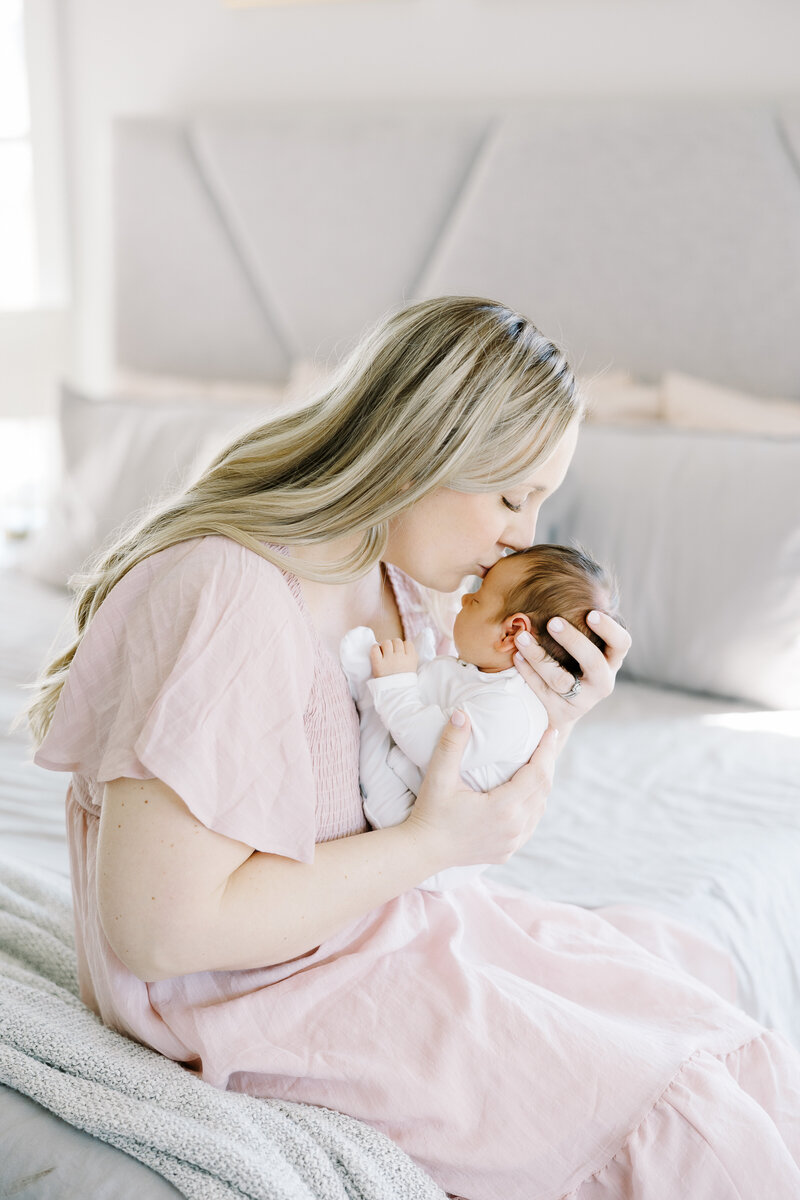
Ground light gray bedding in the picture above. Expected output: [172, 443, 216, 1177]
[0, 559, 184, 1196]
[0, 560, 73, 879]
[0, 857, 446, 1200]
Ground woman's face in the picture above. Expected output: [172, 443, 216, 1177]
[385, 417, 581, 592]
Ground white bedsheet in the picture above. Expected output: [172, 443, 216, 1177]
[2, 559, 799, 1047]
[490, 679, 800, 1045]
[0, 559, 74, 878]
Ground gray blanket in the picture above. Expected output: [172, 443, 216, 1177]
[0, 855, 446, 1200]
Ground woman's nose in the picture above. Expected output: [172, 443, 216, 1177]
[503, 515, 538, 552]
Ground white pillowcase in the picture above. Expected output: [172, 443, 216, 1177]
[539, 424, 800, 710]
[21, 362, 338, 590]
[578, 367, 800, 436]
[579, 370, 662, 425]
[111, 364, 330, 410]
[20, 384, 277, 589]
[661, 372, 800, 436]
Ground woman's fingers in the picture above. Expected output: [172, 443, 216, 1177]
[492, 727, 558, 805]
[531, 724, 560, 768]
[544, 619, 608, 682]
[513, 631, 576, 697]
[515, 612, 632, 699]
[543, 613, 631, 694]
[414, 714, 555, 866]
[511, 654, 558, 713]
[517, 726, 559, 798]
[423, 710, 472, 789]
[409, 711, 476, 849]
[512, 611, 634, 736]
[490, 727, 558, 839]
[583, 611, 632, 671]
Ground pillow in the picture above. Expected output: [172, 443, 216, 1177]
[110, 371, 288, 407]
[537, 425, 800, 709]
[20, 360, 341, 590]
[578, 370, 661, 425]
[112, 361, 335, 411]
[189, 361, 337, 473]
[20, 382, 279, 589]
[662, 372, 800, 436]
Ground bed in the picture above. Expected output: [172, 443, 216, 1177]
[2, 99, 799, 1198]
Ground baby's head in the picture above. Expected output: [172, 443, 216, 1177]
[452, 544, 623, 674]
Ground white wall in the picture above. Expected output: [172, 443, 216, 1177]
[47, 0, 800, 401]
[0, 311, 70, 415]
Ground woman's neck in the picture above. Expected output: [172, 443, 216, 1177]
[291, 538, 404, 654]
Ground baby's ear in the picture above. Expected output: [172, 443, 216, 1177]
[497, 612, 533, 651]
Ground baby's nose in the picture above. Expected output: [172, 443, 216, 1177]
[460, 593, 470, 608]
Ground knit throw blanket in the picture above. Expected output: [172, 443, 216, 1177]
[0, 855, 447, 1200]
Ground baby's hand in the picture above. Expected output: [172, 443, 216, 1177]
[370, 638, 419, 678]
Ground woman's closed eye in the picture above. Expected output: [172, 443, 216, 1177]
[502, 497, 523, 513]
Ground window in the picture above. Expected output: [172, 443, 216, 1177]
[0, 0, 37, 309]
[0, 0, 69, 312]
[0, 0, 67, 541]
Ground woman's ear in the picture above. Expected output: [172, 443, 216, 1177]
[496, 613, 532, 654]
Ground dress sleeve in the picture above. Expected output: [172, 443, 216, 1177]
[34, 536, 318, 862]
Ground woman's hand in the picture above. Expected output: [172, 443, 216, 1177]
[406, 712, 559, 870]
[512, 610, 632, 738]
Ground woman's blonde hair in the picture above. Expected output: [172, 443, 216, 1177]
[26, 295, 582, 746]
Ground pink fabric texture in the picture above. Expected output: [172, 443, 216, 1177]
[35, 536, 800, 1200]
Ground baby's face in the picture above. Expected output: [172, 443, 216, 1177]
[452, 556, 528, 672]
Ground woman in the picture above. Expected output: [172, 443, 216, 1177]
[28, 297, 800, 1199]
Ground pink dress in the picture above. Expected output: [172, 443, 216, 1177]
[35, 536, 800, 1200]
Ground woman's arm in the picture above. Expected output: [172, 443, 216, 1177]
[98, 776, 440, 981]
[97, 714, 558, 982]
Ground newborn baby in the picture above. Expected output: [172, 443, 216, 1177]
[340, 544, 623, 891]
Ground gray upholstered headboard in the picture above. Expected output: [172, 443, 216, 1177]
[114, 99, 800, 396]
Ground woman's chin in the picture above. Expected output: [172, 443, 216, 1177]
[389, 559, 474, 594]
[417, 568, 470, 593]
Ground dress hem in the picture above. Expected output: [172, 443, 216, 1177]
[560, 1028, 780, 1199]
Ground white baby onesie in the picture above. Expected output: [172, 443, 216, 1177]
[339, 625, 549, 891]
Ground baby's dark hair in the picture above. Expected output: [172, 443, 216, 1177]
[499, 544, 625, 677]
